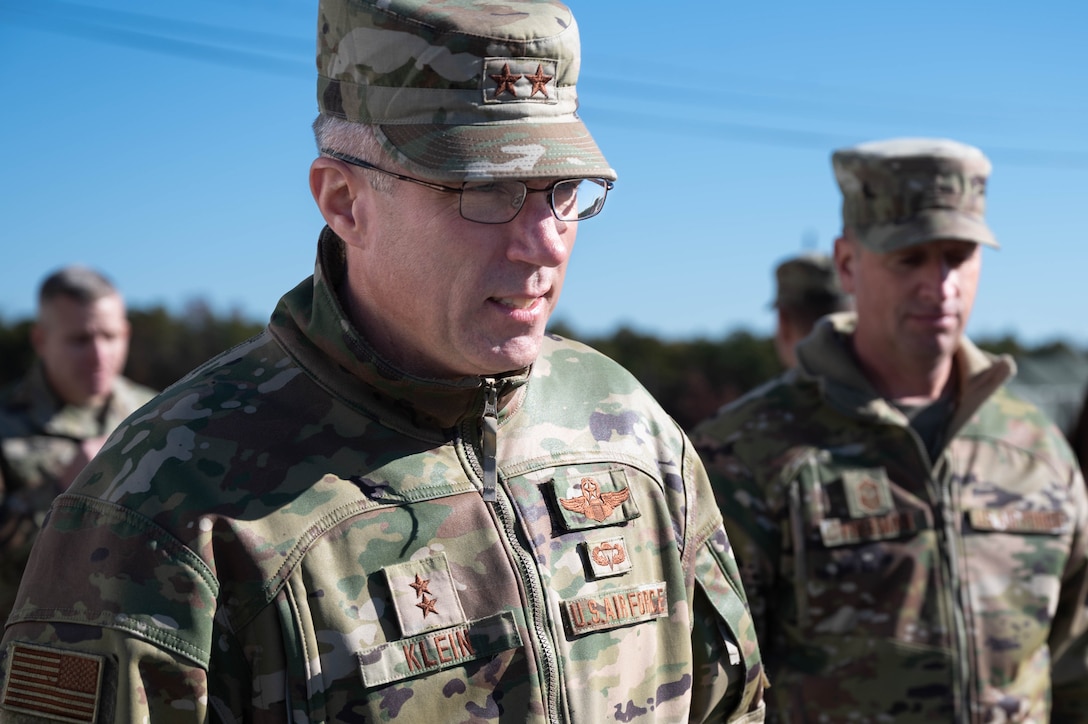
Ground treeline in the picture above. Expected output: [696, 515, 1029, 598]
[0, 303, 1077, 431]
[0, 301, 265, 396]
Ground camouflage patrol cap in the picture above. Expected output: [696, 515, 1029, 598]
[772, 253, 848, 310]
[832, 137, 998, 252]
[316, 0, 616, 182]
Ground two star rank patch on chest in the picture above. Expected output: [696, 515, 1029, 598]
[383, 553, 467, 638]
[359, 556, 522, 688]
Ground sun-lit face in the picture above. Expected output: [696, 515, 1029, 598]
[839, 237, 981, 371]
[33, 293, 131, 407]
[345, 170, 578, 379]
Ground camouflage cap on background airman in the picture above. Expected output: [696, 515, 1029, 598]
[772, 252, 849, 310]
[832, 137, 998, 253]
[316, 0, 616, 182]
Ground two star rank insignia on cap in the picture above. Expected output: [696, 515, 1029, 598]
[483, 57, 558, 104]
[490, 62, 553, 98]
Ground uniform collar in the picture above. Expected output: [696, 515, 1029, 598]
[7, 362, 113, 439]
[268, 228, 529, 435]
[795, 311, 1013, 427]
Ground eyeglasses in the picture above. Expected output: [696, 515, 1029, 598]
[320, 148, 613, 225]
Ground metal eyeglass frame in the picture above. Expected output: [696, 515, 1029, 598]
[319, 148, 613, 224]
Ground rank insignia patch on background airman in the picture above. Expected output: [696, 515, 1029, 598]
[383, 553, 467, 637]
[842, 468, 894, 518]
[1, 643, 103, 723]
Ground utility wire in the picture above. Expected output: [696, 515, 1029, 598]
[3, 0, 1086, 169]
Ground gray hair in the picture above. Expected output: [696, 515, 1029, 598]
[312, 114, 395, 194]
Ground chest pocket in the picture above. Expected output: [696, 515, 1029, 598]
[784, 451, 939, 642]
[811, 467, 932, 548]
[789, 453, 934, 550]
[505, 460, 715, 721]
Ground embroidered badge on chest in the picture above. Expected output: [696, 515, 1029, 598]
[559, 477, 629, 522]
[383, 553, 467, 638]
[581, 535, 634, 579]
[561, 582, 669, 636]
[550, 467, 640, 532]
[842, 468, 894, 518]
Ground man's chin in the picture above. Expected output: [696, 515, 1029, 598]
[907, 331, 961, 363]
[83, 379, 116, 404]
[483, 337, 544, 375]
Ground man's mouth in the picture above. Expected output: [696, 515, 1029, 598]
[494, 297, 539, 310]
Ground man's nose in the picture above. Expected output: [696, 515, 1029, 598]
[505, 192, 571, 267]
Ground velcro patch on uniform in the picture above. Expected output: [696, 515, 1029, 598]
[820, 510, 929, 547]
[357, 611, 522, 688]
[842, 468, 894, 518]
[551, 468, 640, 531]
[580, 535, 633, 579]
[1, 643, 103, 723]
[561, 582, 668, 636]
[967, 508, 1072, 534]
[482, 57, 559, 104]
[383, 553, 467, 638]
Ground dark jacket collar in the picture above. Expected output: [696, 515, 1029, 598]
[268, 228, 529, 436]
[795, 311, 1013, 432]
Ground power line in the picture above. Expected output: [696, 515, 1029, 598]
[0, 0, 309, 77]
[3, 0, 1086, 170]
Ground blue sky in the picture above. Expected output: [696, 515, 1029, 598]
[2, 0, 1086, 347]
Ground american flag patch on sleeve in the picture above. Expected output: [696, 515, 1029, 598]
[2, 643, 103, 723]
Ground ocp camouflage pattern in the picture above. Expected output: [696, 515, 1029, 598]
[316, 0, 615, 182]
[0, 365, 155, 624]
[0, 230, 765, 722]
[691, 313, 1088, 723]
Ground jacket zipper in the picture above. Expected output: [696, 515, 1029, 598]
[936, 452, 972, 723]
[908, 425, 970, 722]
[481, 383, 498, 502]
[464, 378, 561, 723]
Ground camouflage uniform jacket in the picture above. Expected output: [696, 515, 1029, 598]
[0, 364, 155, 624]
[0, 231, 766, 723]
[691, 312, 1088, 723]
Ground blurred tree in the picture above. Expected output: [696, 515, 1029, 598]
[0, 319, 33, 386]
[126, 301, 264, 390]
[975, 335, 1026, 357]
[0, 301, 264, 393]
[550, 323, 780, 430]
[0, 310, 1081, 436]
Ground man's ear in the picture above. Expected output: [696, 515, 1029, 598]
[310, 157, 370, 243]
[833, 232, 858, 295]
